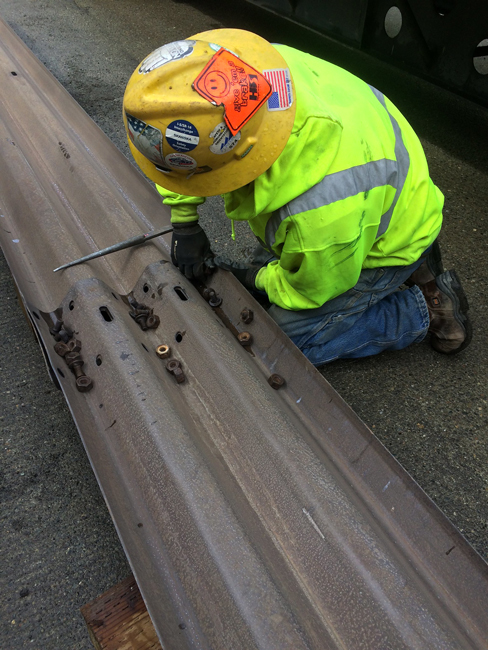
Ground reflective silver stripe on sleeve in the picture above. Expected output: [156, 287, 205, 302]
[264, 86, 410, 250]
[369, 86, 410, 238]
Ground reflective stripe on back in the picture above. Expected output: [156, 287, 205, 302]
[264, 86, 410, 250]
[369, 86, 410, 238]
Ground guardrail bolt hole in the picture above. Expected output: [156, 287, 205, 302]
[174, 286, 188, 301]
[99, 306, 113, 322]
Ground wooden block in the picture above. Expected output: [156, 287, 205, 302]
[81, 575, 162, 650]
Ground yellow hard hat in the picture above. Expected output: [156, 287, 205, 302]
[123, 29, 296, 197]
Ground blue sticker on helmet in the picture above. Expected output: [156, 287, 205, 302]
[166, 120, 199, 153]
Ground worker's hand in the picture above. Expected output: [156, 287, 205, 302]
[171, 223, 215, 280]
[214, 257, 262, 291]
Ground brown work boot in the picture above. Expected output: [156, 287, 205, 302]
[421, 270, 472, 354]
[407, 239, 444, 286]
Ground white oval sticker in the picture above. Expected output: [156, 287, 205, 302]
[165, 153, 197, 170]
[139, 40, 196, 73]
[209, 122, 241, 155]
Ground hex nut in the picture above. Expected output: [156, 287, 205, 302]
[146, 314, 160, 329]
[156, 344, 171, 359]
[203, 287, 222, 308]
[166, 359, 185, 384]
[76, 375, 93, 392]
[237, 331, 252, 346]
[268, 374, 286, 390]
[54, 341, 70, 357]
[67, 338, 82, 353]
[240, 308, 254, 324]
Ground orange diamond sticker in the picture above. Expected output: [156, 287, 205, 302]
[193, 49, 272, 135]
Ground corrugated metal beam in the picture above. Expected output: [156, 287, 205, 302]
[0, 16, 487, 650]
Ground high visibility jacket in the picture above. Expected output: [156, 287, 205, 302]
[157, 44, 443, 311]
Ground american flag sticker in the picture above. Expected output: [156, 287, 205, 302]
[126, 113, 164, 166]
[263, 68, 293, 111]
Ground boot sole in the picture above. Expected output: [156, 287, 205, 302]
[434, 270, 472, 354]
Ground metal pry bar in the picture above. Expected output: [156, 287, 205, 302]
[53, 226, 173, 272]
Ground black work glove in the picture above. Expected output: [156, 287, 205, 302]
[214, 257, 264, 291]
[171, 223, 215, 280]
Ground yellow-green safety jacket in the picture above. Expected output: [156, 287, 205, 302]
[157, 44, 444, 311]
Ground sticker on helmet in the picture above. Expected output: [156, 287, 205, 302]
[126, 113, 165, 166]
[193, 49, 272, 136]
[209, 122, 241, 154]
[165, 153, 197, 170]
[165, 120, 199, 153]
[139, 40, 196, 74]
[263, 69, 293, 111]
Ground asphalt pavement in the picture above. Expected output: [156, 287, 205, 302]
[0, 1, 487, 648]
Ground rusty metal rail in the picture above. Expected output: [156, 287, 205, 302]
[1, 17, 487, 650]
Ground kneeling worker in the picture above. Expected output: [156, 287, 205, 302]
[123, 29, 471, 366]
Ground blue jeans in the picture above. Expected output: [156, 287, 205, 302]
[267, 258, 430, 366]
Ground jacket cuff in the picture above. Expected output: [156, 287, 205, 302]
[170, 204, 199, 223]
[255, 266, 267, 291]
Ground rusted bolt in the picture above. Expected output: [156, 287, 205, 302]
[134, 314, 148, 330]
[156, 344, 171, 359]
[54, 341, 70, 357]
[64, 352, 93, 392]
[166, 359, 185, 384]
[268, 374, 286, 390]
[65, 351, 82, 368]
[49, 320, 63, 336]
[145, 314, 160, 329]
[67, 338, 82, 353]
[237, 331, 253, 346]
[203, 287, 222, 308]
[209, 294, 222, 308]
[76, 375, 93, 393]
[240, 308, 254, 324]
[54, 329, 71, 343]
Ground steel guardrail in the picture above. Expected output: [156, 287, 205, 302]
[1, 16, 487, 650]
